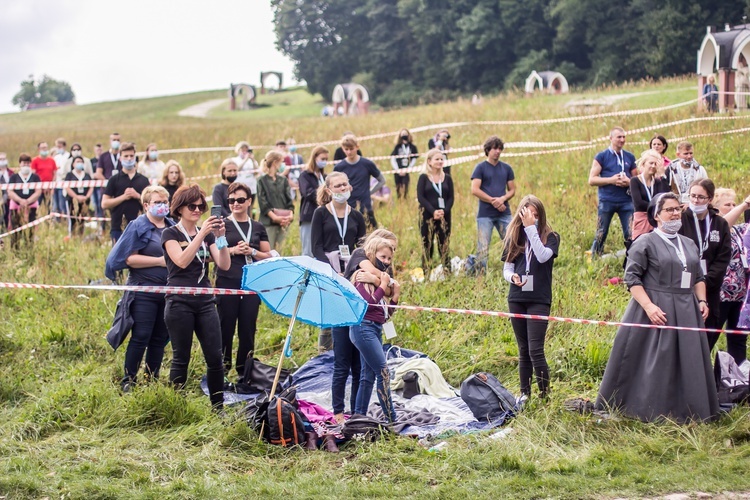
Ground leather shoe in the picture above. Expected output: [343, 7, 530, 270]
[305, 431, 318, 450]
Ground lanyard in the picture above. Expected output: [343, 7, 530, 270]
[639, 174, 653, 201]
[176, 222, 207, 283]
[654, 229, 687, 270]
[692, 212, 710, 256]
[228, 216, 252, 245]
[328, 202, 350, 244]
[430, 176, 443, 198]
[610, 148, 624, 173]
[524, 241, 533, 275]
[110, 152, 119, 167]
[317, 173, 325, 187]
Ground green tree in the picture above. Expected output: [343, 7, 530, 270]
[11, 74, 75, 110]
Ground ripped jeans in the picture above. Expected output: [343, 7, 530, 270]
[349, 320, 397, 422]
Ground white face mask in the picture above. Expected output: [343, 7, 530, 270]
[20, 166, 31, 176]
[659, 216, 682, 234]
[690, 202, 708, 214]
[332, 191, 351, 203]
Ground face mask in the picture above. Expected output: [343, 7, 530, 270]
[226, 175, 237, 183]
[74, 163, 85, 171]
[111, 140, 121, 150]
[375, 258, 389, 272]
[72, 150, 81, 158]
[401, 135, 409, 141]
[20, 166, 31, 176]
[331, 191, 350, 203]
[289, 146, 297, 153]
[316, 160, 327, 169]
[40, 150, 49, 158]
[659, 217, 682, 235]
[278, 164, 285, 173]
[690, 202, 708, 214]
[0, 161, 7, 168]
[534, 220, 539, 228]
[148, 202, 170, 218]
[148, 151, 158, 161]
[121, 159, 136, 170]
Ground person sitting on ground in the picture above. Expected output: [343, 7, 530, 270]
[159, 160, 185, 202]
[137, 143, 166, 181]
[211, 159, 239, 218]
[389, 129, 418, 199]
[256, 150, 294, 252]
[666, 141, 707, 205]
[64, 155, 94, 238]
[630, 150, 670, 241]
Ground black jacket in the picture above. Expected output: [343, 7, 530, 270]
[298, 170, 324, 223]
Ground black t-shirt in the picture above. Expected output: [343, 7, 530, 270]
[164, 183, 178, 202]
[217, 218, 269, 283]
[311, 205, 367, 264]
[503, 231, 560, 305]
[129, 225, 168, 285]
[104, 171, 150, 231]
[162, 225, 216, 287]
[64, 171, 92, 201]
[8, 173, 41, 200]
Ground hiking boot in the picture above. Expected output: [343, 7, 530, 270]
[305, 432, 319, 450]
[322, 434, 339, 453]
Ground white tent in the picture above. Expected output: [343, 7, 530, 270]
[331, 83, 370, 115]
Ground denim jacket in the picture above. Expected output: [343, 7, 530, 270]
[105, 214, 175, 281]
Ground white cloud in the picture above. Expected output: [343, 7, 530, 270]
[0, 0, 297, 113]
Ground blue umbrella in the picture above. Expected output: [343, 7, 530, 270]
[242, 255, 367, 396]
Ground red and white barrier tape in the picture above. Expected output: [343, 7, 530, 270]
[0, 280, 745, 336]
[0, 212, 110, 239]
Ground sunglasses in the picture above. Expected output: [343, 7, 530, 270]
[228, 197, 248, 205]
[187, 203, 207, 212]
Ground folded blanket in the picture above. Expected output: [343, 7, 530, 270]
[391, 358, 457, 398]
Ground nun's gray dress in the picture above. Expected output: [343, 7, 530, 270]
[596, 231, 720, 423]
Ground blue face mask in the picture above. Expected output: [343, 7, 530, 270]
[148, 202, 169, 218]
[148, 151, 158, 161]
[121, 159, 136, 170]
[74, 162, 85, 171]
[316, 160, 327, 169]
[111, 140, 121, 150]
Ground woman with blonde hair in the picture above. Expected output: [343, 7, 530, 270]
[256, 150, 294, 251]
[502, 195, 559, 401]
[630, 149, 670, 241]
[211, 159, 239, 218]
[417, 148, 454, 270]
[298, 145, 329, 257]
[159, 160, 185, 202]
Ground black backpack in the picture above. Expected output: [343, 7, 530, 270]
[460, 372, 516, 421]
[244, 387, 308, 447]
[341, 414, 390, 441]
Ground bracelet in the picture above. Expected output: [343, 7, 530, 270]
[215, 235, 228, 250]
[698, 299, 707, 305]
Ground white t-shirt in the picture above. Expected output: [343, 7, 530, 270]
[138, 160, 166, 181]
[234, 155, 258, 194]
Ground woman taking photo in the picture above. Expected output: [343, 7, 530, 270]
[162, 184, 230, 412]
[212, 159, 239, 218]
[105, 186, 174, 392]
[630, 150, 670, 241]
[597, 193, 719, 423]
[257, 151, 294, 252]
[298, 146, 328, 257]
[216, 182, 272, 383]
[64, 155, 94, 238]
[159, 160, 185, 202]
[416, 149, 454, 270]
[311, 172, 367, 417]
[678, 178, 732, 351]
[714, 188, 750, 366]
[349, 236, 400, 423]
[502, 195, 559, 401]
[389, 129, 418, 199]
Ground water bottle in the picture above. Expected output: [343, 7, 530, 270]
[428, 441, 449, 452]
[488, 428, 513, 440]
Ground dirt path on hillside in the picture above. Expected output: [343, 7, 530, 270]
[177, 98, 228, 118]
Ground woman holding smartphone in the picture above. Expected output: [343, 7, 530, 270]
[502, 195, 559, 401]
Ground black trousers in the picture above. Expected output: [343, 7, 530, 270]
[718, 301, 748, 364]
[508, 301, 550, 396]
[394, 173, 410, 199]
[419, 216, 451, 269]
[216, 276, 261, 381]
[164, 295, 224, 410]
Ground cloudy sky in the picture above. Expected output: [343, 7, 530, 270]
[0, 0, 296, 113]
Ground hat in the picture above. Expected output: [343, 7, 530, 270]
[647, 192, 678, 227]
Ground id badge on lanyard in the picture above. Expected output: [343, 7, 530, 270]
[522, 242, 534, 292]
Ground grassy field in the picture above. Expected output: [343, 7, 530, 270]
[2, 76, 750, 499]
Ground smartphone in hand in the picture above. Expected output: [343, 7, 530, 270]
[210, 205, 222, 219]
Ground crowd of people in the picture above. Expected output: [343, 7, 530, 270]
[2, 124, 749, 425]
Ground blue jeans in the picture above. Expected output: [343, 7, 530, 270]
[590, 199, 633, 255]
[475, 214, 512, 271]
[331, 326, 361, 415]
[53, 188, 68, 216]
[123, 291, 169, 385]
[349, 321, 396, 422]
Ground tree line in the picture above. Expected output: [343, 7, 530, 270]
[272, 0, 750, 106]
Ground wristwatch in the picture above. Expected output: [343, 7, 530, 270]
[698, 299, 708, 305]
[251, 248, 258, 258]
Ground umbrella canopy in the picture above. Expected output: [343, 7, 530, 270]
[241, 256, 367, 329]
